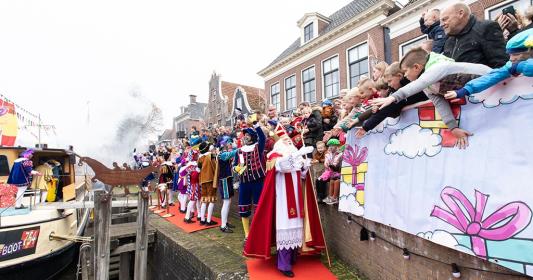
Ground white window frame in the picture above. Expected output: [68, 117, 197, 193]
[321, 54, 340, 100]
[484, 0, 533, 20]
[346, 41, 370, 88]
[270, 82, 280, 112]
[301, 65, 316, 104]
[304, 23, 314, 43]
[399, 35, 428, 58]
[285, 75, 297, 110]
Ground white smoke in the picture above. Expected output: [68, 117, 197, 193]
[385, 124, 442, 158]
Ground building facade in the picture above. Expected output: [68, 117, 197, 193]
[260, 0, 516, 114]
[207, 72, 265, 128]
[173, 94, 207, 140]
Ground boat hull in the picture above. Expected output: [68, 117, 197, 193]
[0, 240, 77, 280]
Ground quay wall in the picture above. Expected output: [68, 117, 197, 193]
[215, 165, 532, 280]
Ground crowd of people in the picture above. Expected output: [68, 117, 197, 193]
[131, 3, 533, 277]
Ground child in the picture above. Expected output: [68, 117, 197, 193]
[356, 62, 428, 138]
[321, 138, 343, 205]
[358, 78, 380, 108]
[375, 78, 390, 97]
[313, 140, 328, 203]
[445, 28, 533, 99]
[312, 141, 326, 164]
[372, 48, 492, 149]
[372, 61, 389, 81]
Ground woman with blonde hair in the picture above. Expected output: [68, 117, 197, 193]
[372, 61, 389, 81]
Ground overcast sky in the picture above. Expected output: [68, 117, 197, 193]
[0, 0, 359, 154]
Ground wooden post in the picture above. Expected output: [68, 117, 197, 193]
[93, 186, 112, 280]
[134, 190, 149, 280]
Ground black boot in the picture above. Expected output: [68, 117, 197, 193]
[226, 222, 235, 228]
[205, 220, 217, 226]
[200, 220, 206, 225]
[183, 218, 194, 224]
[220, 226, 233, 233]
[279, 270, 294, 278]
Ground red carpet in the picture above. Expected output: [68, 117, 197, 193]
[246, 256, 337, 280]
[150, 203, 221, 233]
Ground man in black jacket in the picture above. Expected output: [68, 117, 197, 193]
[441, 2, 508, 68]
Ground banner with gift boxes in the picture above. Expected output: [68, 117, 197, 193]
[338, 76, 533, 276]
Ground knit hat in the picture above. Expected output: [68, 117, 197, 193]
[506, 28, 533, 54]
[327, 138, 341, 146]
[321, 99, 333, 107]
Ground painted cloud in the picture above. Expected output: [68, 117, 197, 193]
[417, 230, 475, 255]
[385, 124, 442, 158]
[369, 116, 400, 134]
[338, 182, 364, 216]
[469, 76, 533, 108]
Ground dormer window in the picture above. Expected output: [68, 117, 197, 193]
[304, 23, 313, 43]
[298, 12, 330, 46]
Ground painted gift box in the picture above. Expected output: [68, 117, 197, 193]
[341, 144, 368, 206]
[453, 234, 533, 274]
[418, 98, 466, 147]
[0, 183, 17, 208]
[431, 187, 533, 276]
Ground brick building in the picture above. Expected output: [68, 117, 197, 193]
[173, 94, 207, 140]
[260, 0, 524, 114]
[206, 72, 265, 128]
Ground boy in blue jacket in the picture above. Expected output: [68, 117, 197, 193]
[445, 28, 533, 99]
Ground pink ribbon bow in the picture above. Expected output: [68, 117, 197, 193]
[431, 187, 532, 259]
[343, 144, 368, 189]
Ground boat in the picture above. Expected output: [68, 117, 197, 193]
[0, 147, 91, 280]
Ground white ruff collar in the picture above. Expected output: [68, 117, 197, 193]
[240, 143, 256, 153]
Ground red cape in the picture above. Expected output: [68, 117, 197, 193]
[243, 166, 326, 259]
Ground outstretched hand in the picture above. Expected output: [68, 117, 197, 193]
[355, 128, 367, 139]
[451, 128, 473, 149]
[370, 96, 395, 110]
[444, 91, 458, 100]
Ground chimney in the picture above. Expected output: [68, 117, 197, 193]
[189, 95, 197, 104]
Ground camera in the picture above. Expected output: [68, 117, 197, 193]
[502, 5, 516, 16]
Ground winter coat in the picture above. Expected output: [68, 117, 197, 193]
[443, 15, 508, 68]
[420, 19, 447, 53]
[303, 110, 324, 147]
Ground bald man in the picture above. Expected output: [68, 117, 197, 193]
[441, 2, 508, 68]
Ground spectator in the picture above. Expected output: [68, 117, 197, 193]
[441, 2, 508, 68]
[420, 9, 447, 53]
[301, 106, 323, 148]
[498, 5, 533, 40]
[421, 40, 434, 53]
[321, 99, 338, 132]
[372, 61, 389, 81]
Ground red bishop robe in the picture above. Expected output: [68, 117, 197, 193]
[243, 153, 326, 259]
